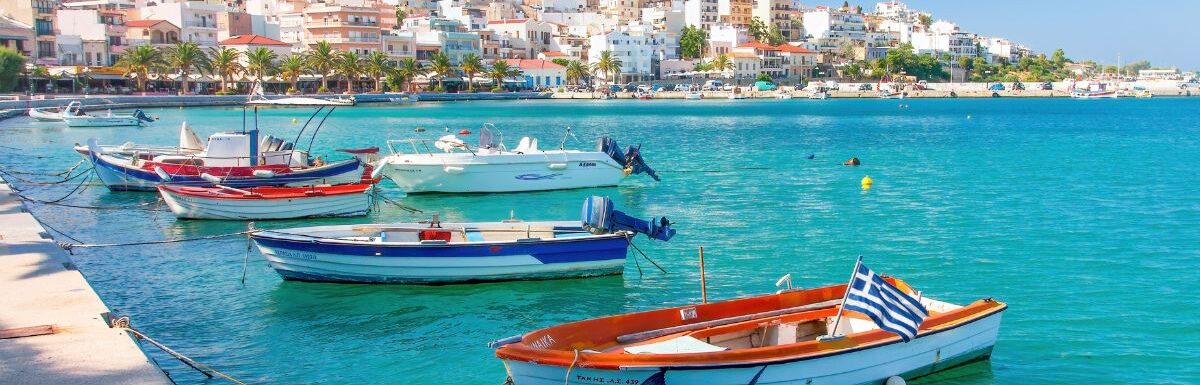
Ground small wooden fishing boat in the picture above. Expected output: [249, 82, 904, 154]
[250, 196, 675, 283]
[493, 269, 1006, 385]
[157, 183, 373, 220]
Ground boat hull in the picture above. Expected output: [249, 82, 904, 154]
[251, 228, 629, 283]
[157, 186, 371, 220]
[379, 153, 626, 193]
[28, 108, 65, 122]
[502, 311, 1003, 385]
[84, 151, 364, 191]
[65, 116, 142, 127]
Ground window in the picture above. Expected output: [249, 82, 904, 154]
[37, 41, 54, 58]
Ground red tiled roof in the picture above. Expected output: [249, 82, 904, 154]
[219, 34, 290, 46]
[737, 42, 778, 50]
[488, 18, 530, 24]
[776, 44, 816, 54]
[126, 19, 173, 28]
[508, 59, 565, 70]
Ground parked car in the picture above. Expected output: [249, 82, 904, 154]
[702, 80, 724, 91]
[754, 80, 777, 91]
[988, 83, 1006, 91]
[1038, 81, 1053, 90]
[857, 83, 873, 91]
[1011, 82, 1025, 91]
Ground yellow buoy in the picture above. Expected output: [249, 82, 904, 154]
[861, 175, 874, 189]
[291, 118, 298, 124]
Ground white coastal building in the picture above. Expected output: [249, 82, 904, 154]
[909, 20, 978, 61]
[588, 21, 677, 82]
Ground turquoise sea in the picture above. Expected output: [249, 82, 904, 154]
[1, 98, 1198, 384]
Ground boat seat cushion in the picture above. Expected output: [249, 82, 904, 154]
[623, 336, 728, 355]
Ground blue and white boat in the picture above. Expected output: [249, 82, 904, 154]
[250, 196, 675, 284]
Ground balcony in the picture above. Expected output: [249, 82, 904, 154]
[106, 24, 127, 35]
[186, 22, 217, 29]
[319, 36, 380, 44]
[307, 20, 379, 28]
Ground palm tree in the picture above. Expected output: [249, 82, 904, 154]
[489, 60, 512, 92]
[163, 42, 208, 94]
[245, 47, 278, 85]
[591, 50, 622, 86]
[207, 47, 242, 94]
[116, 45, 164, 92]
[565, 60, 588, 86]
[428, 51, 454, 92]
[396, 57, 424, 93]
[305, 41, 337, 92]
[335, 51, 363, 94]
[459, 53, 482, 92]
[711, 54, 733, 75]
[278, 55, 306, 94]
[364, 51, 391, 93]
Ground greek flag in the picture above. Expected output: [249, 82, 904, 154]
[842, 261, 929, 342]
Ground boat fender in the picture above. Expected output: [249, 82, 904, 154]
[885, 376, 906, 385]
[369, 163, 387, 180]
[443, 166, 465, 174]
[547, 163, 567, 170]
[200, 173, 223, 184]
[154, 167, 172, 182]
[253, 170, 275, 178]
[861, 175, 873, 190]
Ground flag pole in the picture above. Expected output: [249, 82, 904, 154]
[825, 255, 863, 339]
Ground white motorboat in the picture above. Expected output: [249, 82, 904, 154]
[245, 81, 356, 106]
[388, 94, 419, 103]
[374, 125, 659, 193]
[28, 101, 82, 122]
[1070, 81, 1119, 99]
[684, 92, 703, 100]
[64, 109, 156, 127]
[73, 122, 206, 158]
[775, 91, 794, 99]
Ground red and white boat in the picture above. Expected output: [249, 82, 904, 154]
[157, 183, 373, 220]
[493, 274, 1006, 385]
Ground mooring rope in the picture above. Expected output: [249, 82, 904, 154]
[57, 230, 260, 253]
[111, 316, 248, 385]
[1, 159, 85, 177]
[624, 233, 668, 274]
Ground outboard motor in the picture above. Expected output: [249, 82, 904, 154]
[133, 109, 156, 123]
[598, 137, 660, 181]
[581, 196, 674, 242]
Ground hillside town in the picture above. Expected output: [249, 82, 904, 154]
[0, 0, 1192, 94]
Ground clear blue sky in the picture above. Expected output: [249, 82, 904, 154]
[872, 0, 1200, 70]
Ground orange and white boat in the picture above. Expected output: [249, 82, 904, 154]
[493, 275, 1006, 385]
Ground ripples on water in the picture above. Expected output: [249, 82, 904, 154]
[2, 98, 1198, 384]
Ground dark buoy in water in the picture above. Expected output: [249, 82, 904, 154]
[414, 127, 426, 132]
[806, 153, 815, 159]
[843, 157, 861, 166]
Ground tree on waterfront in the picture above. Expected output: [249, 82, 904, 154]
[679, 25, 708, 59]
[711, 54, 733, 75]
[245, 47, 278, 85]
[1051, 48, 1068, 68]
[957, 56, 974, 81]
[460, 53, 483, 92]
[0, 47, 23, 93]
[163, 42, 209, 94]
[278, 55, 306, 94]
[844, 62, 863, 80]
[918, 14, 933, 28]
[565, 60, 588, 86]
[335, 51, 363, 94]
[488, 60, 512, 92]
[550, 58, 570, 67]
[428, 51, 454, 92]
[877, 43, 947, 81]
[766, 24, 786, 46]
[116, 45, 165, 92]
[306, 41, 338, 92]
[207, 47, 242, 95]
[591, 50, 622, 86]
[364, 51, 391, 93]
[393, 57, 425, 93]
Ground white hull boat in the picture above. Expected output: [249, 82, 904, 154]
[375, 126, 659, 193]
[28, 101, 82, 122]
[64, 109, 155, 127]
[245, 96, 356, 106]
[494, 271, 1006, 385]
[158, 183, 372, 220]
[807, 91, 830, 100]
[684, 92, 703, 100]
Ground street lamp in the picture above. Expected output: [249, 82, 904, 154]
[82, 67, 92, 96]
[24, 63, 35, 97]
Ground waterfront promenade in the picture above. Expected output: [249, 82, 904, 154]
[0, 177, 169, 385]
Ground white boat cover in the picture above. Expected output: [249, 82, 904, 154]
[623, 336, 728, 355]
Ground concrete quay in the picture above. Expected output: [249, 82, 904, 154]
[0, 178, 169, 385]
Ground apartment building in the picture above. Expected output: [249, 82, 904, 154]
[752, 0, 801, 41]
[588, 21, 676, 82]
[909, 20, 977, 62]
[683, 0, 718, 32]
[0, 0, 59, 64]
[0, 15, 34, 57]
[57, 0, 134, 66]
[138, 0, 229, 46]
[599, 0, 642, 23]
[716, 0, 751, 29]
[802, 6, 867, 50]
[486, 18, 556, 59]
[218, 34, 292, 66]
[303, 3, 384, 54]
[124, 19, 181, 47]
